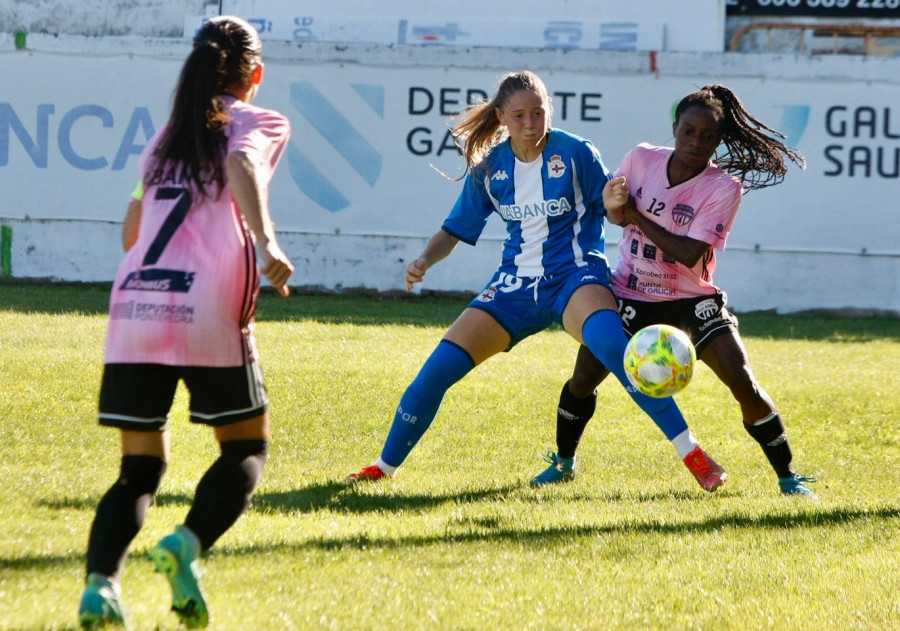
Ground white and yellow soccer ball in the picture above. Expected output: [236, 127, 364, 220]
[623, 324, 697, 398]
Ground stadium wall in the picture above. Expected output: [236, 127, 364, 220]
[0, 34, 897, 315]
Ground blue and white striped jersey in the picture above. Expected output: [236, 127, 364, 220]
[442, 129, 612, 278]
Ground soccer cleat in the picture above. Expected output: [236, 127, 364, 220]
[779, 473, 818, 499]
[345, 464, 389, 483]
[529, 451, 577, 487]
[149, 525, 209, 629]
[78, 572, 126, 629]
[683, 446, 727, 492]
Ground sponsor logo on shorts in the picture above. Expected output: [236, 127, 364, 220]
[695, 298, 720, 321]
[672, 203, 696, 226]
[547, 154, 566, 178]
[477, 286, 497, 303]
[492, 170, 509, 181]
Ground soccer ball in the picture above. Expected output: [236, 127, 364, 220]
[623, 324, 696, 398]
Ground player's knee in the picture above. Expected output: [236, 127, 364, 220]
[118, 455, 167, 497]
[570, 351, 608, 395]
[219, 439, 268, 491]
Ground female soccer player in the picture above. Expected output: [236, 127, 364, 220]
[531, 84, 817, 498]
[78, 16, 294, 629]
[347, 71, 725, 491]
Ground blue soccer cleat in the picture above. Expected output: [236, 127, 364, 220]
[78, 572, 126, 629]
[149, 525, 209, 629]
[530, 451, 577, 487]
[779, 473, 818, 499]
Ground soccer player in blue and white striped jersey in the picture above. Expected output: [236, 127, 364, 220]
[347, 71, 725, 491]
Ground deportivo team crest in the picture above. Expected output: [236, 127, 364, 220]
[671, 203, 696, 226]
[546, 155, 566, 179]
[477, 287, 497, 303]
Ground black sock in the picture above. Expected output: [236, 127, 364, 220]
[744, 413, 794, 479]
[86, 455, 167, 579]
[185, 439, 268, 551]
[556, 381, 597, 459]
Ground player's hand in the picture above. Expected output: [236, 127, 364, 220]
[405, 257, 427, 291]
[258, 241, 294, 297]
[603, 176, 629, 212]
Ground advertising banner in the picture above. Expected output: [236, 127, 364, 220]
[727, 0, 900, 18]
[1, 52, 895, 259]
[184, 15, 665, 52]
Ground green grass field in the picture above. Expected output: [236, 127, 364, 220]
[1, 284, 898, 630]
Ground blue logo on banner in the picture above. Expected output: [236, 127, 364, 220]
[774, 105, 810, 146]
[288, 82, 384, 212]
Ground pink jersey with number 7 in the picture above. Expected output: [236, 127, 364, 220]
[104, 96, 290, 367]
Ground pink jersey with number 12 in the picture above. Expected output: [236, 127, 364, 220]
[612, 143, 742, 301]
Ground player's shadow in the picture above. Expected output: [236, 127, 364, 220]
[250, 480, 522, 515]
[213, 504, 900, 556]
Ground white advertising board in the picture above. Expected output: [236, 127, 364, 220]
[1, 52, 896, 257]
[210, 0, 726, 52]
[185, 15, 665, 52]
[0, 46, 897, 312]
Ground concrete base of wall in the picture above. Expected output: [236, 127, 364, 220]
[2, 217, 896, 315]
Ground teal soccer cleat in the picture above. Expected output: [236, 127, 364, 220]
[530, 452, 577, 487]
[78, 573, 126, 629]
[779, 473, 818, 499]
[149, 525, 209, 629]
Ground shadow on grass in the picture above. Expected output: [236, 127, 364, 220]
[2, 283, 898, 340]
[8, 504, 897, 571]
[37, 492, 196, 511]
[251, 481, 522, 514]
[221, 504, 900, 554]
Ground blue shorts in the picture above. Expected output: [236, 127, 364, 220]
[467, 261, 613, 349]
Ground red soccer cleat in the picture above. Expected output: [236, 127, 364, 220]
[345, 464, 389, 483]
[683, 446, 727, 492]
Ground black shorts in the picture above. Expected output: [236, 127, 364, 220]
[616, 292, 738, 356]
[98, 363, 268, 432]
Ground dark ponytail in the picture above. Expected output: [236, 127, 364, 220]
[147, 16, 262, 199]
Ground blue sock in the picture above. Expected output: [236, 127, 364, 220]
[380, 340, 476, 467]
[581, 310, 688, 440]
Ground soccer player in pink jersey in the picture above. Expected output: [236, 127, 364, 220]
[78, 16, 293, 629]
[530, 85, 818, 498]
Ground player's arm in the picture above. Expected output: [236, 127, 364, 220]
[226, 150, 294, 297]
[604, 177, 710, 267]
[622, 203, 710, 268]
[405, 228, 460, 291]
[122, 181, 144, 252]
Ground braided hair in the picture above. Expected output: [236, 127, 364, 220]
[147, 16, 262, 199]
[676, 84, 805, 191]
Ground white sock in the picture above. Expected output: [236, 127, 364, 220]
[375, 457, 398, 476]
[670, 429, 700, 460]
